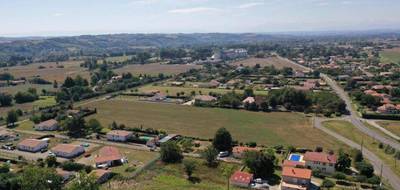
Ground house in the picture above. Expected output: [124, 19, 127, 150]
[377, 104, 399, 114]
[95, 146, 123, 168]
[148, 93, 167, 101]
[232, 146, 258, 159]
[0, 129, 17, 141]
[34, 119, 58, 131]
[281, 167, 312, 190]
[194, 95, 217, 102]
[208, 80, 220, 88]
[230, 171, 253, 188]
[51, 144, 85, 158]
[91, 169, 112, 183]
[282, 160, 306, 168]
[56, 169, 74, 183]
[106, 130, 133, 142]
[242, 97, 255, 104]
[17, 139, 48, 152]
[304, 152, 337, 174]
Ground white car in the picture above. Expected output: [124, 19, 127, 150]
[218, 151, 229, 158]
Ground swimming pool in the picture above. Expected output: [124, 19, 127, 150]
[289, 154, 302, 162]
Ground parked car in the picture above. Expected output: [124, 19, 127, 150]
[40, 148, 48, 153]
[218, 151, 229, 158]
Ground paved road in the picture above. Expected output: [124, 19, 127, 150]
[321, 74, 400, 150]
[314, 117, 400, 190]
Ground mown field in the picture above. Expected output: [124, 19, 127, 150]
[376, 121, 400, 138]
[380, 48, 400, 64]
[0, 60, 89, 82]
[114, 63, 202, 76]
[323, 120, 400, 177]
[86, 99, 345, 150]
[232, 57, 305, 71]
[135, 84, 268, 96]
[102, 158, 241, 190]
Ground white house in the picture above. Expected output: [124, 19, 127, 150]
[106, 130, 133, 142]
[51, 144, 85, 158]
[17, 139, 48, 152]
[304, 152, 337, 174]
[35, 119, 58, 131]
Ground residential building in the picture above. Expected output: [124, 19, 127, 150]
[95, 146, 123, 168]
[194, 95, 217, 102]
[230, 171, 253, 188]
[281, 167, 312, 190]
[17, 139, 48, 152]
[242, 97, 255, 104]
[56, 169, 74, 183]
[35, 119, 58, 131]
[106, 130, 133, 142]
[0, 129, 17, 141]
[304, 152, 337, 173]
[91, 169, 112, 183]
[51, 144, 85, 158]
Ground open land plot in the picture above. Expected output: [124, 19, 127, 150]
[232, 57, 306, 71]
[376, 121, 400, 138]
[114, 63, 202, 76]
[1, 84, 55, 95]
[0, 96, 56, 117]
[0, 60, 89, 82]
[135, 84, 268, 96]
[380, 48, 400, 64]
[86, 99, 346, 150]
[323, 120, 400, 177]
[102, 158, 241, 190]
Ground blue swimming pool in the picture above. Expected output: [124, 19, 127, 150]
[289, 154, 301, 162]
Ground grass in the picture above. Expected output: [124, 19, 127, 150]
[32, 96, 57, 108]
[86, 98, 346, 150]
[323, 120, 400, 177]
[380, 48, 400, 64]
[114, 63, 202, 76]
[135, 85, 268, 96]
[0, 96, 56, 117]
[102, 158, 241, 190]
[0, 84, 56, 95]
[376, 121, 400, 138]
[232, 57, 306, 71]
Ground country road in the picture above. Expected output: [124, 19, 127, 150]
[314, 117, 400, 190]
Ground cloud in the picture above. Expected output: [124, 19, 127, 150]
[53, 13, 64, 17]
[237, 2, 264, 9]
[168, 7, 221, 14]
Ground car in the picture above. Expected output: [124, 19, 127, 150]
[48, 152, 56, 157]
[80, 143, 90, 147]
[40, 148, 48, 153]
[1, 145, 14, 150]
[218, 151, 229, 158]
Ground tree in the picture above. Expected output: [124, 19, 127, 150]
[242, 151, 275, 178]
[336, 150, 351, 171]
[68, 171, 99, 190]
[160, 142, 183, 163]
[321, 179, 335, 189]
[355, 161, 374, 178]
[53, 80, 58, 88]
[19, 166, 62, 190]
[0, 93, 12, 107]
[352, 149, 363, 163]
[213, 128, 233, 152]
[201, 145, 218, 167]
[6, 110, 18, 127]
[221, 165, 235, 190]
[63, 116, 86, 138]
[46, 156, 58, 167]
[243, 88, 254, 98]
[87, 118, 103, 134]
[183, 160, 197, 179]
[63, 77, 76, 88]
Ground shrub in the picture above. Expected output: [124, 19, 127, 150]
[332, 172, 346, 180]
[321, 179, 335, 189]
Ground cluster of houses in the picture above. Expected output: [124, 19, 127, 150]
[228, 146, 337, 190]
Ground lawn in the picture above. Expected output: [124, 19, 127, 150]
[114, 63, 202, 76]
[380, 48, 400, 64]
[86, 99, 345, 150]
[135, 84, 268, 96]
[232, 57, 306, 71]
[376, 121, 400, 138]
[323, 120, 400, 177]
[102, 158, 241, 190]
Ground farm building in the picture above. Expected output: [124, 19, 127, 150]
[51, 144, 85, 158]
[17, 139, 48, 152]
[230, 171, 253, 188]
[35, 119, 58, 131]
[157, 134, 181, 145]
[281, 167, 312, 190]
[106, 130, 133, 142]
[95, 146, 124, 168]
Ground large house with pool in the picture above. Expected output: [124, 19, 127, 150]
[287, 152, 337, 174]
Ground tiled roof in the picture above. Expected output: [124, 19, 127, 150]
[230, 171, 253, 184]
[304, 152, 337, 164]
[282, 167, 312, 179]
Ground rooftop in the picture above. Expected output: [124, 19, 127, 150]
[230, 171, 253, 184]
[282, 167, 312, 179]
[304, 152, 337, 164]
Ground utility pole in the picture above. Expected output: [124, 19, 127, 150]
[380, 163, 383, 187]
[360, 135, 364, 154]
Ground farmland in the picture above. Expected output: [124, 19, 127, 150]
[232, 57, 306, 71]
[376, 121, 400, 137]
[380, 48, 400, 64]
[1, 84, 55, 95]
[0, 96, 56, 117]
[114, 63, 202, 76]
[86, 98, 345, 150]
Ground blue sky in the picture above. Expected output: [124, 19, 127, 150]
[1, 0, 400, 36]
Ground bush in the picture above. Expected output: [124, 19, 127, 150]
[332, 172, 346, 180]
[355, 161, 374, 178]
[367, 176, 381, 185]
[61, 161, 86, 171]
[321, 179, 335, 189]
[160, 142, 183, 163]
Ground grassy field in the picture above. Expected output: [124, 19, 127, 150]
[323, 120, 400, 177]
[86, 98, 346, 150]
[376, 121, 400, 137]
[1, 84, 55, 95]
[135, 84, 268, 96]
[380, 48, 400, 64]
[0, 96, 56, 117]
[232, 57, 305, 71]
[102, 158, 241, 190]
[114, 63, 202, 76]
[0, 60, 89, 82]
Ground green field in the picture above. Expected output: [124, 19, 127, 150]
[1, 84, 55, 95]
[0, 96, 56, 117]
[376, 121, 400, 138]
[136, 84, 268, 96]
[380, 48, 400, 64]
[323, 120, 400, 177]
[86, 99, 345, 150]
[102, 158, 241, 190]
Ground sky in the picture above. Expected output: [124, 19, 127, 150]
[1, 0, 400, 37]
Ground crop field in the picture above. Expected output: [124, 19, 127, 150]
[0, 60, 89, 82]
[380, 48, 400, 64]
[114, 63, 202, 76]
[135, 84, 268, 96]
[232, 57, 306, 71]
[86, 99, 345, 150]
[102, 158, 241, 190]
[323, 120, 400, 177]
[376, 121, 400, 137]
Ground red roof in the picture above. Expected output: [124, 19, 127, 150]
[283, 160, 306, 168]
[282, 167, 312, 179]
[304, 152, 337, 164]
[51, 144, 82, 154]
[18, 139, 46, 148]
[95, 146, 122, 164]
[230, 171, 253, 184]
